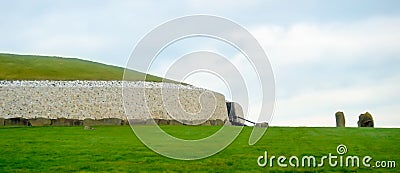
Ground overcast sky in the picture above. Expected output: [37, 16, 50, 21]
[1, 0, 399, 127]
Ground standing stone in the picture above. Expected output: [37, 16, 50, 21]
[358, 112, 374, 127]
[0, 118, 4, 126]
[335, 111, 346, 127]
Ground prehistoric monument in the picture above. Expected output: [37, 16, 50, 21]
[0, 80, 250, 126]
[334, 111, 375, 128]
[357, 112, 374, 127]
[335, 111, 346, 127]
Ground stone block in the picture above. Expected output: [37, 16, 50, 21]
[51, 118, 82, 126]
[83, 118, 103, 126]
[168, 120, 182, 125]
[4, 118, 29, 126]
[192, 119, 206, 125]
[335, 111, 346, 127]
[145, 119, 157, 125]
[157, 119, 169, 125]
[29, 118, 52, 126]
[181, 120, 192, 125]
[0, 118, 4, 126]
[128, 119, 146, 125]
[201, 120, 212, 126]
[121, 119, 130, 125]
[358, 112, 374, 127]
[102, 118, 122, 125]
[214, 119, 224, 126]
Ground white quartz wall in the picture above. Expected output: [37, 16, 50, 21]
[0, 81, 228, 121]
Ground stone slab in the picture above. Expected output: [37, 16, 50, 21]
[29, 118, 52, 126]
[4, 118, 29, 126]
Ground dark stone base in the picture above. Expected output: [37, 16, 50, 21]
[103, 118, 122, 125]
[83, 118, 122, 126]
[168, 120, 182, 125]
[83, 119, 102, 126]
[157, 119, 169, 125]
[4, 118, 30, 126]
[127, 119, 225, 126]
[121, 119, 130, 125]
[210, 119, 224, 126]
[1, 118, 227, 126]
[29, 118, 52, 126]
[51, 118, 82, 126]
[201, 120, 212, 126]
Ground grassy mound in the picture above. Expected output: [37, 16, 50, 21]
[0, 53, 168, 82]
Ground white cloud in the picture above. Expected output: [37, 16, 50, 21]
[251, 16, 400, 67]
[249, 17, 400, 127]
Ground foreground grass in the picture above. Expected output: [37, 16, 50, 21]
[0, 126, 398, 172]
[0, 53, 170, 82]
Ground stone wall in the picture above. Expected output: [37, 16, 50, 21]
[0, 81, 228, 126]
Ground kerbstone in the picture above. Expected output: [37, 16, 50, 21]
[103, 118, 122, 125]
[83, 118, 103, 126]
[168, 120, 182, 125]
[4, 118, 29, 126]
[51, 118, 82, 126]
[29, 118, 52, 126]
[201, 120, 212, 126]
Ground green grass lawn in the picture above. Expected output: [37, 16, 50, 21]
[0, 53, 174, 82]
[0, 126, 398, 172]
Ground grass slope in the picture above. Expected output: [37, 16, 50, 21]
[0, 126, 398, 172]
[0, 53, 169, 82]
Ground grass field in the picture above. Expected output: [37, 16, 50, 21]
[0, 53, 173, 82]
[0, 126, 398, 172]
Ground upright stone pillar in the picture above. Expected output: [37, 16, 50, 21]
[357, 112, 374, 127]
[335, 111, 345, 127]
